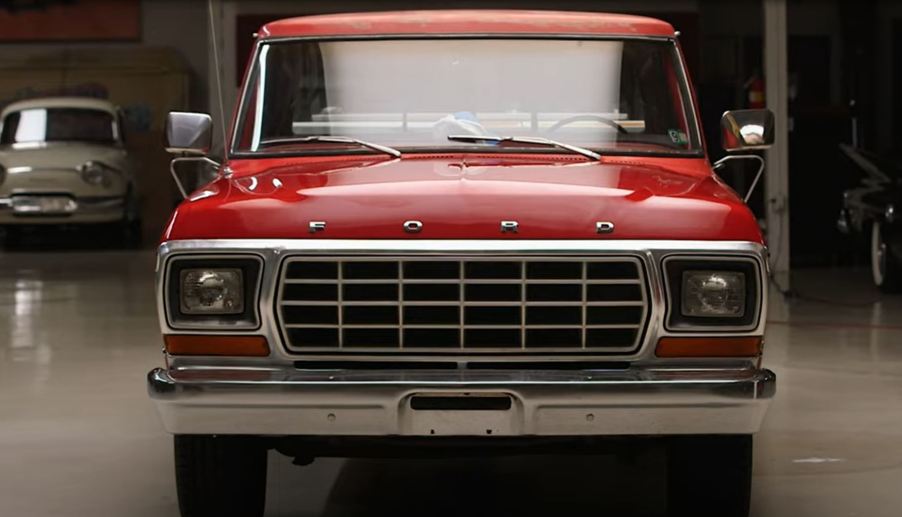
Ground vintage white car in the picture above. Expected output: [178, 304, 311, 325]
[0, 97, 140, 242]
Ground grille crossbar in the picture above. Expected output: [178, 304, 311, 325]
[277, 257, 649, 354]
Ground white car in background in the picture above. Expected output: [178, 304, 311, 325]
[0, 97, 140, 244]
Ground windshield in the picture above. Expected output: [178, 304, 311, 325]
[0, 107, 118, 145]
[233, 38, 701, 157]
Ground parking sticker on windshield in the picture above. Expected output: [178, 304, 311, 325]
[668, 129, 688, 146]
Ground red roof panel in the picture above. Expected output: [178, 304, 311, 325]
[260, 10, 676, 39]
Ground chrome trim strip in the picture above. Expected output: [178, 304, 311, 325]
[156, 240, 767, 368]
[460, 258, 466, 349]
[159, 239, 765, 254]
[672, 35, 704, 151]
[250, 44, 269, 152]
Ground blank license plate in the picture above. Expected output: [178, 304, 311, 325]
[12, 196, 78, 215]
[401, 393, 520, 436]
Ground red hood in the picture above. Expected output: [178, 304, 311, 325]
[163, 154, 763, 242]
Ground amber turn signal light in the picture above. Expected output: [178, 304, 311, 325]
[655, 336, 763, 358]
[164, 335, 270, 357]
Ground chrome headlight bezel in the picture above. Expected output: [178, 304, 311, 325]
[663, 256, 762, 332]
[164, 255, 263, 330]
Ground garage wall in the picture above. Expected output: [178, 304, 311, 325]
[0, 0, 210, 111]
[0, 0, 209, 240]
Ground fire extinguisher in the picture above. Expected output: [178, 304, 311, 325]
[745, 71, 766, 109]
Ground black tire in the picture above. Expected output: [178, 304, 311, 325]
[872, 221, 902, 293]
[174, 435, 268, 517]
[666, 435, 753, 517]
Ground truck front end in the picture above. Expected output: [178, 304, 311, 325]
[149, 12, 775, 517]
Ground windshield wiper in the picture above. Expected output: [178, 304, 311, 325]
[447, 135, 601, 161]
[259, 136, 402, 158]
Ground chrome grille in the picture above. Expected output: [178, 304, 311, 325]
[276, 257, 648, 354]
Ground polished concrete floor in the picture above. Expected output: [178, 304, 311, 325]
[1, 248, 901, 516]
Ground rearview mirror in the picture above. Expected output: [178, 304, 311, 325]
[165, 112, 213, 155]
[721, 109, 775, 153]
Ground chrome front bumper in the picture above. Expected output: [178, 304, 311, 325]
[148, 366, 775, 436]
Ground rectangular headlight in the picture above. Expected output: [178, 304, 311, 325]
[180, 268, 244, 315]
[681, 271, 746, 318]
[165, 256, 262, 329]
[664, 257, 760, 331]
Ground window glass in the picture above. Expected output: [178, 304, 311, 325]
[1, 108, 116, 145]
[234, 38, 700, 156]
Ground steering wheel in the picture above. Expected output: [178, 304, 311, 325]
[547, 114, 629, 135]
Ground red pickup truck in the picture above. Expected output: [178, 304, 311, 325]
[149, 10, 776, 517]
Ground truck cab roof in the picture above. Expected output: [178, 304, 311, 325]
[259, 10, 677, 39]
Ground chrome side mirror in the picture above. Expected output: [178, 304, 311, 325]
[165, 112, 221, 199]
[721, 109, 775, 153]
[165, 112, 213, 155]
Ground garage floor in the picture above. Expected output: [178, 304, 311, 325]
[1, 249, 901, 516]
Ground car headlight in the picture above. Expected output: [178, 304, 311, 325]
[180, 268, 244, 314]
[78, 161, 117, 187]
[682, 271, 746, 317]
[166, 257, 262, 329]
[665, 258, 760, 330]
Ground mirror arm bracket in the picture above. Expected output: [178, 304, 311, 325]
[170, 156, 221, 199]
[713, 154, 766, 203]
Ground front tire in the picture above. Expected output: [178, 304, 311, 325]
[666, 435, 753, 517]
[174, 435, 268, 517]
[871, 221, 902, 293]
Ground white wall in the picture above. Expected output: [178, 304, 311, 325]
[141, 0, 210, 109]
